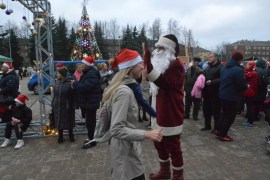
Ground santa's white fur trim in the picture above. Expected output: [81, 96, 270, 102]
[82, 60, 93, 66]
[118, 55, 142, 70]
[152, 123, 183, 136]
[2, 63, 10, 68]
[172, 165, 184, 170]
[15, 99, 23, 105]
[159, 158, 170, 162]
[155, 37, 176, 53]
[147, 68, 161, 82]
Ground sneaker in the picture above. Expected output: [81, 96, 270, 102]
[242, 121, 254, 127]
[14, 140, 24, 149]
[219, 136, 233, 142]
[84, 139, 90, 144]
[0, 138, 11, 148]
[82, 140, 97, 149]
[265, 136, 270, 143]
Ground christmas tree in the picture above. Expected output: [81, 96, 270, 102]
[71, 1, 102, 60]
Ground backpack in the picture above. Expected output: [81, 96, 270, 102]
[94, 100, 112, 143]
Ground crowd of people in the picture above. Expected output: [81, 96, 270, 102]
[1, 32, 270, 180]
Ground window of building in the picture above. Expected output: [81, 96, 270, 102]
[258, 47, 262, 50]
[254, 46, 257, 50]
[262, 52, 266, 55]
[266, 47, 270, 50]
[262, 46, 266, 50]
[254, 52, 257, 55]
[266, 52, 269, 55]
[258, 52, 261, 55]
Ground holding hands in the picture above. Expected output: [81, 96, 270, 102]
[145, 128, 163, 142]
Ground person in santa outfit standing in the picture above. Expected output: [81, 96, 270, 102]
[144, 34, 185, 180]
[0, 94, 32, 149]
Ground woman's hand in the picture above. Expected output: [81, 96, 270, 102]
[145, 128, 163, 142]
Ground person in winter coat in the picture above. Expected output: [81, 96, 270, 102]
[184, 57, 203, 120]
[201, 53, 222, 132]
[242, 61, 259, 127]
[254, 59, 270, 121]
[71, 56, 101, 149]
[102, 48, 163, 180]
[0, 94, 32, 149]
[52, 66, 75, 143]
[72, 63, 86, 119]
[216, 51, 247, 142]
[144, 34, 185, 180]
[0, 62, 20, 123]
[191, 71, 205, 120]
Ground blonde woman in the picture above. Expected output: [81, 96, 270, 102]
[103, 49, 163, 180]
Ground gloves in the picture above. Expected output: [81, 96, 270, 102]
[144, 49, 153, 73]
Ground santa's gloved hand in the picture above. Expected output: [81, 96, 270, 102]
[144, 49, 153, 73]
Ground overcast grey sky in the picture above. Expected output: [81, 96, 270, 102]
[1, 0, 270, 50]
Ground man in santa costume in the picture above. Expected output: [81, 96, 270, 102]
[144, 34, 185, 180]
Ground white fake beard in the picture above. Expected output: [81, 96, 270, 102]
[150, 49, 175, 96]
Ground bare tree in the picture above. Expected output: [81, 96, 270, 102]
[108, 18, 120, 40]
[166, 18, 181, 40]
[148, 18, 162, 40]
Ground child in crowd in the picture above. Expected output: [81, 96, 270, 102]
[0, 94, 32, 149]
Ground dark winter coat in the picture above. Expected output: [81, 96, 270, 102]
[0, 70, 19, 98]
[52, 78, 75, 130]
[219, 59, 248, 102]
[73, 66, 101, 110]
[202, 60, 223, 100]
[184, 66, 203, 93]
[9, 104, 32, 132]
[256, 59, 269, 101]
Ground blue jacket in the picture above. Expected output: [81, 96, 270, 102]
[219, 59, 247, 101]
[127, 83, 157, 117]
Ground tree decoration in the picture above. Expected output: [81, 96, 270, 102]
[70, 2, 102, 60]
[5, 9, 11, 15]
[0, 3, 6, 9]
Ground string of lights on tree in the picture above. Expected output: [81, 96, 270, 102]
[71, 4, 102, 60]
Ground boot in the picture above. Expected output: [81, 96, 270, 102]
[14, 140, 24, 149]
[58, 130, 63, 143]
[69, 130, 75, 142]
[0, 138, 11, 148]
[149, 161, 171, 180]
[172, 169, 184, 180]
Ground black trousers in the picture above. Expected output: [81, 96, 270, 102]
[202, 98, 221, 130]
[132, 174, 145, 180]
[185, 93, 201, 118]
[85, 109, 97, 140]
[219, 100, 238, 137]
[5, 122, 23, 139]
[245, 97, 256, 124]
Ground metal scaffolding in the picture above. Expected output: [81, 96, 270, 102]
[17, 0, 54, 126]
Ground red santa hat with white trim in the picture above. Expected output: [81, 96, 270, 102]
[15, 94, 29, 105]
[2, 62, 14, 69]
[111, 48, 142, 70]
[82, 56, 95, 66]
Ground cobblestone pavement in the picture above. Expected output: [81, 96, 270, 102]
[0, 78, 270, 180]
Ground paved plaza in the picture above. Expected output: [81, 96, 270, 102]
[0, 77, 270, 180]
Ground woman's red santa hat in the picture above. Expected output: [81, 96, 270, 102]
[15, 95, 29, 105]
[111, 48, 142, 70]
[2, 62, 14, 69]
[82, 56, 95, 66]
